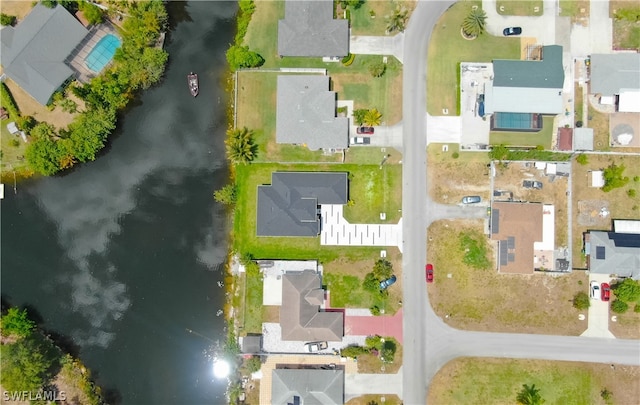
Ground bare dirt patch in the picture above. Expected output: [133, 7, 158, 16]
[609, 309, 640, 339]
[428, 219, 587, 335]
[0, 1, 35, 20]
[427, 150, 492, 204]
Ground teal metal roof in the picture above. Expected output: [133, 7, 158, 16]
[493, 45, 564, 89]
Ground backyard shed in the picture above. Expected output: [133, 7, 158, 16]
[590, 171, 604, 188]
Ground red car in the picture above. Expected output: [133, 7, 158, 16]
[426, 264, 434, 283]
[601, 283, 611, 301]
[356, 126, 374, 134]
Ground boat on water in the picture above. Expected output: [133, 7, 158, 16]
[187, 72, 199, 97]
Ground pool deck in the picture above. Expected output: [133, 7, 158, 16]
[65, 20, 120, 84]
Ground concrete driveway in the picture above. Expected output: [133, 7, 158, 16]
[582, 273, 615, 338]
[482, 0, 557, 45]
[345, 368, 403, 401]
[349, 33, 404, 63]
[320, 205, 403, 251]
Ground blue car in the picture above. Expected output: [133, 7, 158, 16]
[379, 275, 397, 290]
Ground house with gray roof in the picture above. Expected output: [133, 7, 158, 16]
[589, 53, 640, 112]
[0, 4, 88, 105]
[257, 172, 348, 237]
[586, 230, 640, 279]
[280, 270, 343, 342]
[278, 0, 349, 57]
[276, 75, 349, 151]
[272, 369, 344, 405]
[485, 45, 565, 116]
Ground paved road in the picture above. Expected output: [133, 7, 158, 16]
[401, 1, 456, 404]
[402, 1, 640, 404]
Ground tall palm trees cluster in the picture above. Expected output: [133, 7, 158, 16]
[225, 126, 257, 165]
[353, 108, 383, 127]
[385, 5, 409, 33]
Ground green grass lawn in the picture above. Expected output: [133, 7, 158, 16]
[233, 163, 401, 260]
[243, 270, 264, 334]
[489, 116, 555, 148]
[342, 164, 402, 223]
[613, 20, 640, 51]
[349, 1, 415, 35]
[0, 119, 30, 177]
[496, 0, 543, 16]
[559, 0, 590, 18]
[427, 1, 520, 116]
[428, 358, 623, 404]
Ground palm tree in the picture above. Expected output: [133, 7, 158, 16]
[363, 108, 382, 127]
[516, 384, 545, 405]
[385, 5, 408, 33]
[461, 8, 487, 37]
[225, 127, 257, 164]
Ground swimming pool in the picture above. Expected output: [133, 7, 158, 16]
[85, 34, 121, 73]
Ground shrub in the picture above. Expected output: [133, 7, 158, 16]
[369, 305, 381, 316]
[0, 13, 16, 26]
[452, 152, 459, 159]
[340, 345, 369, 358]
[365, 335, 383, 350]
[634, 176, 640, 182]
[368, 61, 386, 77]
[225, 45, 264, 70]
[611, 299, 629, 314]
[363, 272, 378, 292]
[10, 139, 20, 147]
[214, 184, 237, 205]
[78, 1, 104, 25]
[628, 189, 637, 198]
[372, 259, 393, 280]
[602, 163, 629, 192]
[16, 115, 36, 132]
[1, 308, 36, 338]
[0, 83, 20, 120]
[572, 291, 590, 310]
[245, 356, 261, 373]
[341, 53, 355, 66]
[612, 278, 640, 302]
[635, 304, 640, 313]
[576, 154, 589, 165]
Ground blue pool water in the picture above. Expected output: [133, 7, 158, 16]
[85, 34, 121, 72]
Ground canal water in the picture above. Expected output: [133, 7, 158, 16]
[1, 2, 236, 403]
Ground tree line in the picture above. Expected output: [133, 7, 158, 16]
[24, 0, 169, 176]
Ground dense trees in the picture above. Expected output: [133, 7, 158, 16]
[78, 1, 104, 25]
[24, 0, 169, 176]
[1, 308, 36, 338]
[462, 8, 488, 38]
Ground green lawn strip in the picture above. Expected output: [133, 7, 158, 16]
[342, 164, 402, 223]
[344, 146, 396, 165]
[324, 273, 372, 308]
[233, 163, 401, 260]
[489, 116, 555, 148]
[574, 83, 584, 125]
[244, 270, 264, 334]
[430, 358, 600, 404]
[427, 143, 490, 163]
[0, 119, 29, 173]
[427, 1, 520, 116]
[496, 0, 543, 16]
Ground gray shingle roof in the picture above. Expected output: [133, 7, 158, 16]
[0, 4, 88, 105]
[588, 231, 640, 279]
[488, 46, 564, 114]
[272, 369, 344, 405]
[276, 75, 348, 150]
[280, 270, 343, 342]
[257, 172, 348, 237]
[590, 53, 640, 97]
[278, 0, 349, 57]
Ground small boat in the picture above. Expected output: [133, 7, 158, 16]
[188, 72, 199, 97]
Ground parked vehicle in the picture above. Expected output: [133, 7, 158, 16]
[462, 195, 481, 204]
[350, 137, 371, 145]
[305, 341, 328, 352]
[379, 275, 397, 290]
[601, 283, 611, 301]
[356, 126, 374, 134]
[522, 180, 543, 189]
[503, 27, 522, 36]
[590, 281, 600, 300]
[426, 264, 434, 283]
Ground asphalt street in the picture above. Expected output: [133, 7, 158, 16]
[401, 2, 640, 404]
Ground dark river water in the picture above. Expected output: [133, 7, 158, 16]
[1, 2, 236, 403]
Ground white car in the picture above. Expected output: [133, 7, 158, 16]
[590, 281, 600, 300]
[305, 341, 328, 352]
[350, 137, 371, 145]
